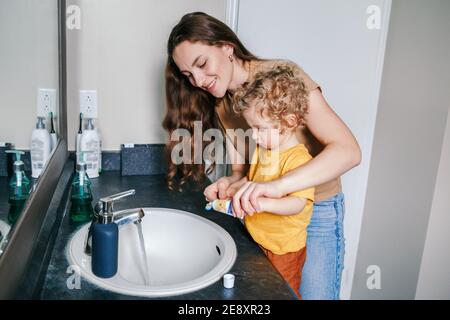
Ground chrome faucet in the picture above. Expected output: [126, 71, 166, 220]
[84, 189, 145, 255]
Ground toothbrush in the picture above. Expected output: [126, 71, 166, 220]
[76, 113, 83, 162]
[50, 112, 58, 151]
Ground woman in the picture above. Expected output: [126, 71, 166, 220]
[163, 12, 361, 300]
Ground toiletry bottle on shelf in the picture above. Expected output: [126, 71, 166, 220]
[5, 150, 31, 224]
[69, 152, 94, 222]
[79, 118, 100, 178]
[49, 112, 58, 151]
[30, 116, 51, 178]
[75, 113, 83, 163]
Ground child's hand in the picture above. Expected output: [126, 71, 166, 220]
[204, 176, 234, 202]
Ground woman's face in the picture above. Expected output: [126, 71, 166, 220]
[172, 40, 234, 98]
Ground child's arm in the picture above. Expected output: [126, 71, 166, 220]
[256, 196, 307, 216]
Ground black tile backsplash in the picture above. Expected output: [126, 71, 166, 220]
[101, 152, 121, 171]
[121, 144, 167, 176]
[69, 144, 167, 175]
[0, 143, 12, 177]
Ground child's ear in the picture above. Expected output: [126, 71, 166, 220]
[284, 114, 298, 129]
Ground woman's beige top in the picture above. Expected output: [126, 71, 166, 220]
[215, 59, 342, 202]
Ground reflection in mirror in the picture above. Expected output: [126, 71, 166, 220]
[0, 0, 60, 253]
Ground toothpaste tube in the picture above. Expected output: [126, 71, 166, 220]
[205, 199, 234, 217]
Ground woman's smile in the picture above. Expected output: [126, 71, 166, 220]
[205, 77, 217, 93]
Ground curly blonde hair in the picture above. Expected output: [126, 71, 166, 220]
[233, 65, 309, 129]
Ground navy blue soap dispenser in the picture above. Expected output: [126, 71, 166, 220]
[91, 189, 136, 278]
[92, 210, 118, 278]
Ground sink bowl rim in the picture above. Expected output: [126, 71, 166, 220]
[67, 207, 237, 297]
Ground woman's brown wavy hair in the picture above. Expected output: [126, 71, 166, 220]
[163, 12, 258, 191]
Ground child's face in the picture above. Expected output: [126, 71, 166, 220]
[243, 104, 284, 150]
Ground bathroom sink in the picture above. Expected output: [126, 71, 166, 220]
[0, 220, 11, 253]
[67, 207, 237, 297]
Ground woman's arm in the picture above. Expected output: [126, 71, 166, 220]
[232, 89, 361, 216]
[278, 89, 361, 193]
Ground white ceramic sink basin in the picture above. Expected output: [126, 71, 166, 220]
[67, 207, 237, 297]
[0, 220, 11, 253]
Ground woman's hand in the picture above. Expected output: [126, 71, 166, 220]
[231, 181, 284, 218]
[225, 176, 248, 198]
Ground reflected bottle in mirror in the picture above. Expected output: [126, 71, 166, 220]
[69, 159, 94, 223]
[5, 150, 30, 224]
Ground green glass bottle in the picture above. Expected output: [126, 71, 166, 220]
[5, 150, 31, 224]
[69, 161, 94, 222]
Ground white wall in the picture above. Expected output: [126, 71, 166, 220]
[236, 0, 391, 299]
[0, 0, 59, 149]
[66, 0, 227, 151]
[351, 0, 450, 299]
[416, 107, 450, 299]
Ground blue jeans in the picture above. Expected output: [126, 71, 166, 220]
[299, 193, 345, 300]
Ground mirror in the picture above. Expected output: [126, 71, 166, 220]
[0, 0, 61, 254]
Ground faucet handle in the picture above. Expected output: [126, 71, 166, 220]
[98, 189, 136, 215]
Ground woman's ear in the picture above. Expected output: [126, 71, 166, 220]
[222, 43, 234, 56]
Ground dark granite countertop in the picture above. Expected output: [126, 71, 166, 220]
[0, 177, 12, 246]
[38, 169, 297, 300]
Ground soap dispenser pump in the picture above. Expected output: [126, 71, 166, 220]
[5, 150, 31, 224]
[69, 152, 94, 222]
[91, 190, 136, 278]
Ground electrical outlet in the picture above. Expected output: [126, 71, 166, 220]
[80, 90, 98, 118]
[37, 88, 56, 118]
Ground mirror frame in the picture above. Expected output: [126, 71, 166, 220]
[0, 0, 68, 298]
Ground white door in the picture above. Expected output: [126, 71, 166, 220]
[233, 0, 391, 299]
